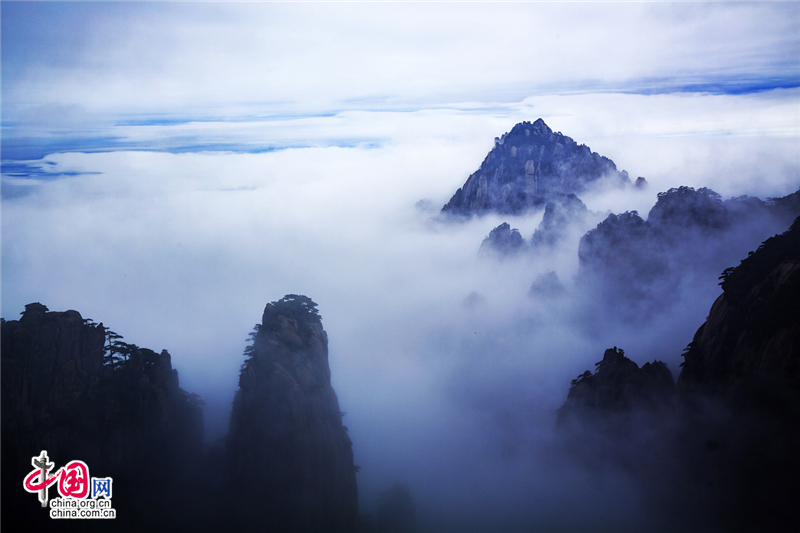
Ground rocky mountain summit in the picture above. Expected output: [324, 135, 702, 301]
[442, 119, 630, 216]
[557, 347, 674, 429]
[227, 295, 358, 532]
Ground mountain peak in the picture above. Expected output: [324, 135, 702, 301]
[510, 119, 552, 137]
[442, 119, 630, 216]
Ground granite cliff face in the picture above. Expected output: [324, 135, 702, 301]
[2, 303, 106, 421]
[673, 216, 800, 532]
[227, 295, 358, 532]
[442, 119, 629, 216]
[1, 303, 203, 531]
[677, 216, 800, 408]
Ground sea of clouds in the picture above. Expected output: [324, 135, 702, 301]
[3, 90, 798, 529]
[3, 1, 799, 528]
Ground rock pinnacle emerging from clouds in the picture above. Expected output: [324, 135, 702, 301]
[227, 295, 358, 532]
[442, 118, 630, 216]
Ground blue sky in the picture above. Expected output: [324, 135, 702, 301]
[2, 1, 800, 523]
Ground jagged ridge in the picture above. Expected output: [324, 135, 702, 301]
[442, 119, 629, 216]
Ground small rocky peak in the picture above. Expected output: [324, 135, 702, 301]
[261, 294, 326, 350]
[634, 176, 648, 189]
[557, 347, 674, 426]
[578, 211, 650, 267]
[19, 302, 50, 325]
[594, 347, 640, 380]
[647, 186, 730, 230]
[531, 193, 590, 249]
[480, 222, 525, 256]
[541, 194, 589, 224]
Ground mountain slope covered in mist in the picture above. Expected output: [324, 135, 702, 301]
[557, 346, 673, 428]
[556, 217, 800, 532]
[575, 186, 800, 323]
[442, 119, 630, 216]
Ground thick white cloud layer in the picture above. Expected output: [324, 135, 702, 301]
[3, 93, 799, 523]
[2, 1, 800, 527]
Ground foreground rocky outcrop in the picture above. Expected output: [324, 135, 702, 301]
[677, 216, 800, 405]
[1, 303, 203, 531]
[555, 346, 677, 481]
[442, 119, 630, 216]
[227, 295, 358, 532]
[559, 217, 800, 532]
[674, 216, 800, 532]
[671, 217, 800, 532]
[557, 347, 674, 429]
[2, 296, 360, 532]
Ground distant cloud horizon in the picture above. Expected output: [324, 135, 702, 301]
[3, 2, 799, 164]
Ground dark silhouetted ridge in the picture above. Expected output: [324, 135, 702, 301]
[1, 303, 204, 531]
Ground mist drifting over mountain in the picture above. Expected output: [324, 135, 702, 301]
[3, 2, 799, 531]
